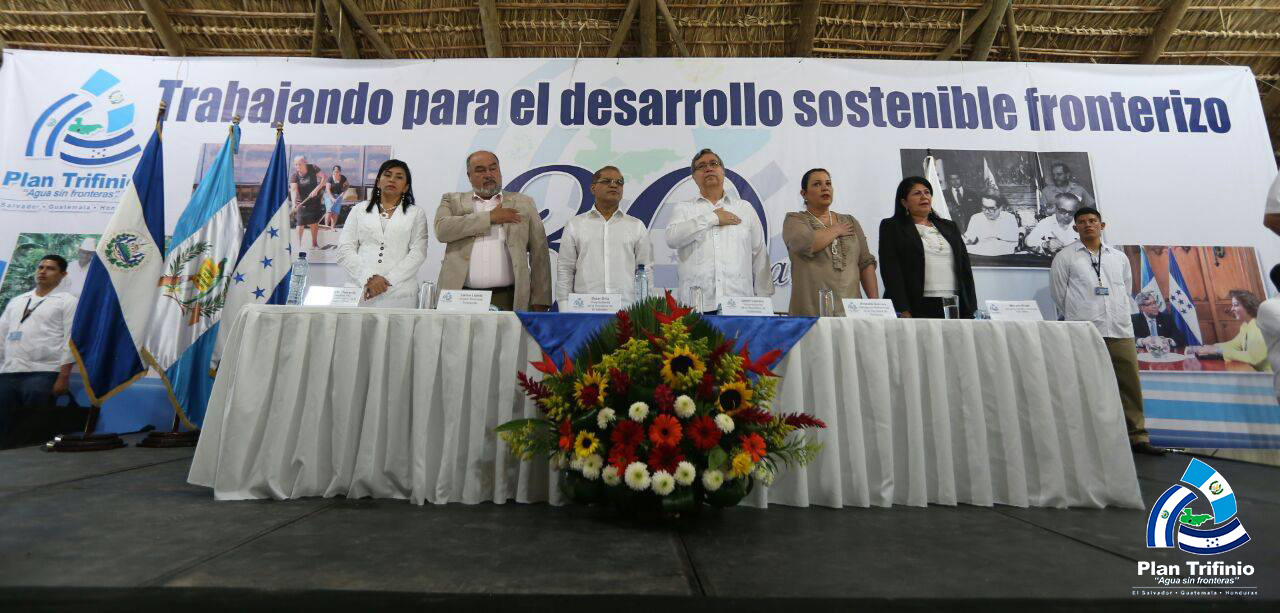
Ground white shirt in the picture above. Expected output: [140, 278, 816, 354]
[1255, 298, 1280, 403]
[1050, 241, 1134, 339]
[1026, 216, 1078, 253]
[963, 211, 1019, 256]
[336, 201, 430, 308]
[1266, 171, 1280, 215]
[466, 193, 516, 288]
[0, 288, 76, 373]
[557, 207, 654, 304]
[916, 224, 957, 296]
[665, 194, 772, 310]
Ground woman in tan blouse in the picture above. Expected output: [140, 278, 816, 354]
[784, 168, 879, 316]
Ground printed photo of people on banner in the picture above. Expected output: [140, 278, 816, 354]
[191, 143, 392, 263]
[1121, 245, 1267, 373]
[900, 149, 1099, 268]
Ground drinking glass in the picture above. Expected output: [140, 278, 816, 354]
[688, 285, 704, 313]
[418, 281, 437, 309]
[941, 296, 959, 320]
[817, 289, 835, 317]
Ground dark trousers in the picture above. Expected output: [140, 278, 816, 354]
[0, 372, 57, 436]
[466, 285, 515, 311]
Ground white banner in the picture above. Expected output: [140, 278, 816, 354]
[1, 50, 1276, 313]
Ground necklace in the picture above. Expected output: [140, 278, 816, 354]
[806, 208, 842, 259]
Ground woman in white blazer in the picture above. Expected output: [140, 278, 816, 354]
[336, 159, 429, 308]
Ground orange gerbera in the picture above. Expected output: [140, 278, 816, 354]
[740, 432, 767, 462]
[558, 419, 573, 451]
[648, 414, 683, 447]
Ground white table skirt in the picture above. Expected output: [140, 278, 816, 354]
[189, 306, 1143, 509]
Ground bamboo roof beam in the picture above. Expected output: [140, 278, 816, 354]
[338, 0, 395, 59]
[654, 0, 689, 57]
[321, 0, 358, 58]
[969, 0, 1012, 61]
[139, 0, 186, 57]
[478, 0, 504, 58]
[794, 0, 820, 57]
[309, 0, 324, 57]
[935, 1, 991, 60]
[1139, 0, 1192, 64]
[640, 0, 657, 57]
[1004, 4, 1021, 62]
[606, 0, 641, 58]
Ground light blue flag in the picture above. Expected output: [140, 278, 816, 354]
[69, 128, 166, 404]
[144, 125, 243, 428]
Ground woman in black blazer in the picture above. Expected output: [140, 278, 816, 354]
[878, 176, 977, 319]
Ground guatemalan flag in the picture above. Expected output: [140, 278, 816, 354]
[1176, 459, 1250, 554]
[144, 125, 243, 428]
[68, 128, 165, 403]
[1167, 250, 1203, 346]
[211, 129, 291, 371]
[1136, 248, 1161, 312]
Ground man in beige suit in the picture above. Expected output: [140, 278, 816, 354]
[435, 151, 552, 311]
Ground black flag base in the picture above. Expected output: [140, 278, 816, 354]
[137, 429, 199, 448]
[44, 432, 126, 452]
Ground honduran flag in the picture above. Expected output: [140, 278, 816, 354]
[68, 128, 165, 404]
[1177, 518, 1251, 555]
[1146, 484, 1197, 548]
[1181, 458, 1237, 521]
[1167, 251, 1203, 346]
[211, 129, 292, 371]
[144, 125, 243, 428]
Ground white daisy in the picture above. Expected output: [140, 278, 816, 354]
[624, 461, 651, 491]
[629, 401, 650, 422]
[673, 461, 696, 486]
[651, 470, 676, 496]
[601, 465, 621, 486]
[714, 413, 735, 434]
[582, 454, 604, 473]
[582, 465, 601, 480]
[596, 407, 616, 429]
[674, 395, 696, 419]
[569, 455, 584, 471]
[702, 469, 725, 492]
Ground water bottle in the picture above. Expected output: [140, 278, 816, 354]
[285, 252, 309, 305]
[633, 264, 649, 305]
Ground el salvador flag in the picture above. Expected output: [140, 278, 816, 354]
[1167, 251, 1203, 346]
[69, 128, 165, 403]
[1181, 458, 1237, 521]
[211, 129, 292, 370]
[143, 125, 243, 428]
[1146, 485, 1196, 548]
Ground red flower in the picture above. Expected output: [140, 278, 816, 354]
[609, 368, 631, 398]
[608, 445, 636, 471]
[732, 408, 773, 425]
[696, 372, 716, 401]
[648, 414, 682, 446]
[516, 371, 551, 401]
[610, 420, 644, 449]
[531, 351, 560, 375]
[616, 310, 634, 344]
[738, 342, 782, 377]
[687, 415, 721, 451]
[655, 290, 693, 324]
[782, 412, 827, 429]
[741, 433, 767, 462]
[654, 384, 675, 413]
[558, 419, 573, 451]
[647, 444, 685, 474]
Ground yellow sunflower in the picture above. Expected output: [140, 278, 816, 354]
[717, 380, 754, 413]
[660, 345, 706, 390]
[574, 430, 600, 458]
[574, 369, 608, 407]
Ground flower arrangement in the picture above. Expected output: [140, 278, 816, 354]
[497, 292, 825, 513]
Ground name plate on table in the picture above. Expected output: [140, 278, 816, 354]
[302, 286, 361, 307]
[720, 296, 774, 316]
[841, 299, 898, 319]
[986, 300, 1044, 321]
[436, 289, 493, 312]
[562, 293, 623, 313]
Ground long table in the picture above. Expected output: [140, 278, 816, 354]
[188, 306, 1144, 509]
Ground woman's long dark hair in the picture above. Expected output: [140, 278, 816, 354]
[365, 159, 415, 213]
[891, 176, 933, 221]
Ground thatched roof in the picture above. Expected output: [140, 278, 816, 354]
[2, 1, 1278, 157]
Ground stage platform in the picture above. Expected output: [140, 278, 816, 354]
[0, 434, 1274, 612]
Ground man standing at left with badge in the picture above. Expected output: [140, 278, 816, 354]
[0, 255, 77, 436]
[1050, 207, 1165, 456]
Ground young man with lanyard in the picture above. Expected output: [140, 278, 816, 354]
[0, 255, 77, 437]
[1050, 207, 1165, 455]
